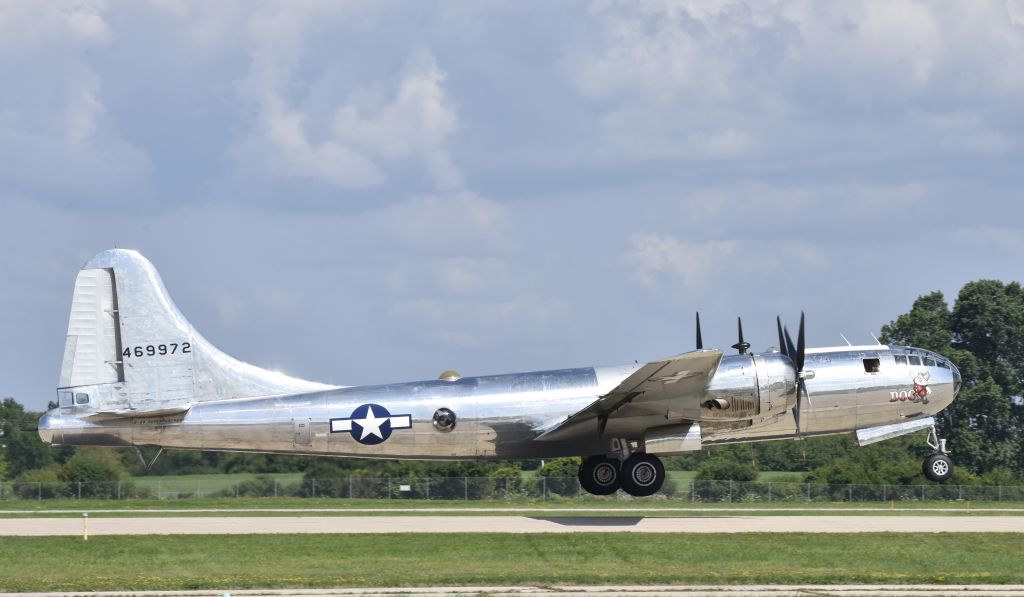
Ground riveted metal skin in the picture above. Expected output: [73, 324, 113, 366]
[39, 250, 961, 462]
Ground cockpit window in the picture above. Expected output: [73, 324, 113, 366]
[923, 357, 936, 367]
[74, 393, 90, 405]
[938, 360, 949, 369]
[863, 358, 881, 373]
[894, 355, 908, 365]
[908, 356, 922, 366]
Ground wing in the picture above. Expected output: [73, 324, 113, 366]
[536, 349, 723, 442]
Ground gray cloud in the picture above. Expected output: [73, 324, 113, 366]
[1, 1, 1023, 409]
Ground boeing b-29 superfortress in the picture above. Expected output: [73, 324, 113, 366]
[39, 250, 962, 496]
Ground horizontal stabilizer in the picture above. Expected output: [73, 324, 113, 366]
[86, 401, 192, 419]
[85, 403, 193, 421]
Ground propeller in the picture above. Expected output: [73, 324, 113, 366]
[731, 317, 751, 355]
[695, 312, 703, 350]
[779, 312, 808, 435]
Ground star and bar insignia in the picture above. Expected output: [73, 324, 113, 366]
[330, 403, 412, 445]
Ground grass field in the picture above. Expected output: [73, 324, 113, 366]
[130, 472, 304, 495]
[0, 533, 1019, 591]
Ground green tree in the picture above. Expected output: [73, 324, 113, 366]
[0, 398, 74, 477]
[696, 456, 757, 482]
[60, 447, 131, 498]
[14, 465, 67, 499]
[880, 291, 953, 353]
[880, 281, 1024, 477]
[0, 450, 7, 480]
[489, 465, 525, 495]
[537, 457, 580, 496]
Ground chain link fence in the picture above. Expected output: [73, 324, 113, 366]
[1, 477, 1023, 501]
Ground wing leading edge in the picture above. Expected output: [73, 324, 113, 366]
[536, 349, 723, 443]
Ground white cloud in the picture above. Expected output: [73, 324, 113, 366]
[231, 5, 462, 191]
[564, 1, 1024, 161]
[333, 49, 462, 189]
[0, 1, 156, 206]
[256, 94, 384, 188]
[622, 234, 740, 287]
[622, 233, 827, 288]
[63, 72, 105, 147]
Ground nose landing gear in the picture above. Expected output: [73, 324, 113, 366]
[922, 425, 954, 483]
[578, 451, 666, 497]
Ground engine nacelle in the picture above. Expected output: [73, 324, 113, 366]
[695, 353, 797, 422]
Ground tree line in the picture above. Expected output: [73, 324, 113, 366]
[2, 279, 1021, 487]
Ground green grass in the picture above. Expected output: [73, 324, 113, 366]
[0, 533, 1019, 591]
[756, 471, 806, 482]
[131, 472, 303, 496]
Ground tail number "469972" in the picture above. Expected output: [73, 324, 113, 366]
[122, 342, 191, 358]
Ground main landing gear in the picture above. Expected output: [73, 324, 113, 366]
[578, 453, 666, 497]
[922, 425, 954, 483]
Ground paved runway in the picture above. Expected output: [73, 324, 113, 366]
[4, 586, 1024, 596]
[2, 515, 1022, 535]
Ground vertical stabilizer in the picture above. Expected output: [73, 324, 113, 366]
[58, 249, 337, 414]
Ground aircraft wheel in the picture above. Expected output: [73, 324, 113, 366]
[620, 453, 665, 497]
[923, 454, 954, 483]
[579, 456, 621, 495]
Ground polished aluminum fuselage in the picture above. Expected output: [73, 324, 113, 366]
[39, 345, 959, 459]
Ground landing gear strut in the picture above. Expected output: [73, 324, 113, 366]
[578, 452, 666, 497]
[922, 425, 953, 483]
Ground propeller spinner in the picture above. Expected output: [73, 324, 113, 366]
[731, 317, 751, 355]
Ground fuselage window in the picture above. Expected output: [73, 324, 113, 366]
[74, 393, 90, 405]
[894, 355, 908, 365]
[908, 356, 922, 366]
[923, 357, 936, 367]
[863, 358, 881, 373]
[59, 391, 74, 408]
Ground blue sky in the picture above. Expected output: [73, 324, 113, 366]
[2, 1, 1023, 410]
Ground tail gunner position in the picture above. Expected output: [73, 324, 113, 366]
[39, 250, 962, 496]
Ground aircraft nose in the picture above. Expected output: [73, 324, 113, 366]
[37, 410, 63, 445]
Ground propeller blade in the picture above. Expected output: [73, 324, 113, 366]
[695, 312, 703, 350]
[777, 316, 787, 357]
[793, 392, 801, 435]
[784, 326, 796, 361]
[796, 311, 806, 373]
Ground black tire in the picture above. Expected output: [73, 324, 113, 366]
[923, 454, 954, 483]
[578, 456, 621, 495]
[620, 453, 665, 497]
